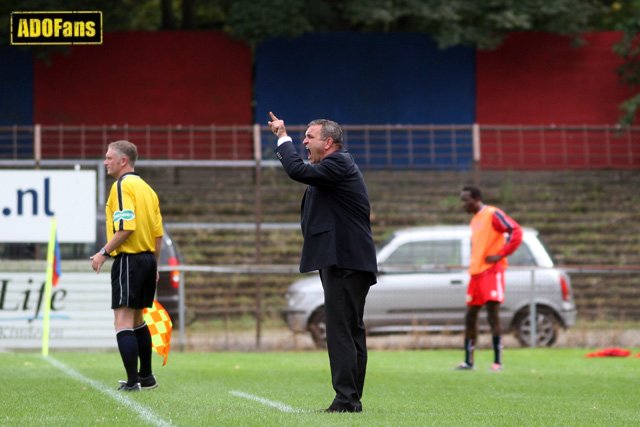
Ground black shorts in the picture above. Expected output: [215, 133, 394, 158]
[111, 252, 157, 310]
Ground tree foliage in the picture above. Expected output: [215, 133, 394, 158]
[0, 0, 610, 47]
[602, 0, 640, 125]
[339, 0, 606, 49]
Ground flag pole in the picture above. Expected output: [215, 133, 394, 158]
[41, 218, 57, 356]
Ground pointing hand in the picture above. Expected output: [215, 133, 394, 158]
[268, 112, 287, 138]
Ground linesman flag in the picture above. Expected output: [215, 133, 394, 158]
[143, 300, 173, 366]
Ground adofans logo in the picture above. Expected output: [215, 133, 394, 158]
[11, 11, 102, 45]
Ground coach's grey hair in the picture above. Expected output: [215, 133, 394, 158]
[308, 119, 343, 147]
[109, 140, 138, 166]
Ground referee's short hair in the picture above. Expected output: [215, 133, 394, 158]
[109, 140, 138, 166]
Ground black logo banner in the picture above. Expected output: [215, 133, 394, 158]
[10, 11, 102, 45]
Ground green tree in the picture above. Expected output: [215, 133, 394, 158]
[601, 0, 640, 125]
[339, 0, 606, 49]
[225, 0, 313, 46]
[2, 0, 607, 48]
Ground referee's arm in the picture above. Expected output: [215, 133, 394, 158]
[154, 236, 162, 262]
[154, 236, 162, 283]
[90, 230, 133, 273]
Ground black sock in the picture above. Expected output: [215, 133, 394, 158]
[134, 322, 153, 378]
[116, 329, 139, 386]
[492, 335, 502, 365]
[464, 338, 475, 366]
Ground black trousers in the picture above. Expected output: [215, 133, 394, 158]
[319, 266, 372, 405]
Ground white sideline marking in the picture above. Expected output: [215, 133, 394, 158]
[230, 390, 302, 413]
[44, 356, 172, 427]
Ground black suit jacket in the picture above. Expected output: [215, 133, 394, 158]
[275, 141, 378, 277]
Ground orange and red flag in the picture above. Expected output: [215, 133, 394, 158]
[143, 300, 173, 366]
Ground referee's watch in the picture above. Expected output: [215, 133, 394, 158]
[99, 247, 109, 257]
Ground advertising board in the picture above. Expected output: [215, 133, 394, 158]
[0, 170, 96, 243]
[0, 269, 114, 349]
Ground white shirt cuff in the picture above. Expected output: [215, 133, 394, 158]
[277, 136, 292, 146]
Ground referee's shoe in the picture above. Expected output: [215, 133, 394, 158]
[117, 381, 142, 392]
[119, 374, 158, 391]
[139, 374, 158, 390]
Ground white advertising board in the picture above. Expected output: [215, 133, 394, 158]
[0, 170, 96, 243]
[0, 272, 115, 349]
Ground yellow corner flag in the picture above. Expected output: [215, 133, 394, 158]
[143, 300, 173, 366]
[42, 218, 59, 356]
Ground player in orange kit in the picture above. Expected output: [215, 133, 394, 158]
[456, 186, 522, 372]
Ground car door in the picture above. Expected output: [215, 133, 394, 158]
[365, 238, 468, 330]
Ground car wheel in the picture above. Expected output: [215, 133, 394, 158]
[308, 307, 327, 349]
[513, 307, 559, 347]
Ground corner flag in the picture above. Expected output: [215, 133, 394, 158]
[143, 300, 173, 366]
[42, 218, 60, 356]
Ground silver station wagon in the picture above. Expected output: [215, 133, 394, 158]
[283, 226, 577, 348]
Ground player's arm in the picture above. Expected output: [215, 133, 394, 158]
[490, 209, 523, 260]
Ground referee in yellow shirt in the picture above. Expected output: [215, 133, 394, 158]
[91, 140, 163, 391]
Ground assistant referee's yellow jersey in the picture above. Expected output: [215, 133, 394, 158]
[105, 172, 163, 256]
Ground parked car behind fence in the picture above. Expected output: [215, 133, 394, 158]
[283, 226, 577, 348]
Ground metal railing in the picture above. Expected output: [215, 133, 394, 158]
[159, 263, 640, 350]
[1, 158, 638, 350]
[479, 125, 640, 169]
[2, 123, 639, 169]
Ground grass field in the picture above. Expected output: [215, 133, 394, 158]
[2, 348, 640, 426]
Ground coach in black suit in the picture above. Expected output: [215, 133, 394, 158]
[269, 112, 377, 413]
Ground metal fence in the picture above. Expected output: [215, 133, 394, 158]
[2, 123, 639, 169]
[161, 263, 640, 351]
[1, 158, 639, 351]
[479, 125, 640, 169]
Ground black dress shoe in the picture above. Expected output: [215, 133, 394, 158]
[324, 401, 362, 413]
